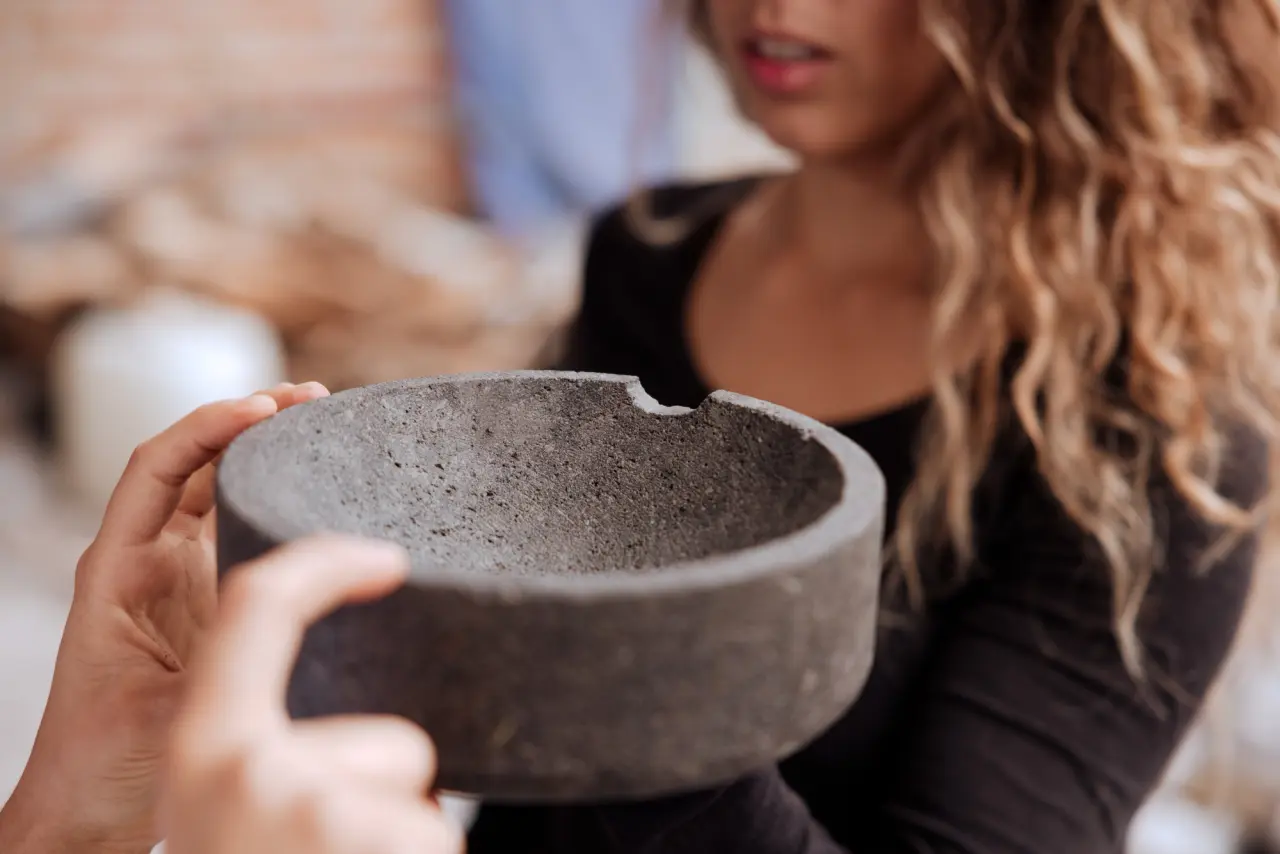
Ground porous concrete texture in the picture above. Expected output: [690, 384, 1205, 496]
[216, 371, 886, 802]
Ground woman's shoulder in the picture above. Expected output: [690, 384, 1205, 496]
[583, 177, 761, 294]
[588, 176, 761, 245]
[557, 177, 761, 378]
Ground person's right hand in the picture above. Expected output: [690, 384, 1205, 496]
[163, 535, 464, 854]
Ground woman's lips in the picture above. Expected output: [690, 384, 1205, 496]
[741, 34, 834, 97]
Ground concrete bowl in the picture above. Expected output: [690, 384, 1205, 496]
[216, 371, 885, 803]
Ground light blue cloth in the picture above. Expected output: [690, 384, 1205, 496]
[443, 0, 680, 236]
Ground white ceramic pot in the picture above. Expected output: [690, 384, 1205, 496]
[51, 289, 286, 512]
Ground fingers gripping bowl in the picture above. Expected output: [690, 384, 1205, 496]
[216, 371, 886, 802]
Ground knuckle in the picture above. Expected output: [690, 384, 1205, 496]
[193, 399, 227, 418]
[72, 542, 103, 588]
[125, 438, 156, 472]
[124, 435, 185, 489]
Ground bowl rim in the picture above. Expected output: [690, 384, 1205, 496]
[217, 370, 887, 601]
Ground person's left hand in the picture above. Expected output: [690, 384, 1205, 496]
[0, 383, 328, 854]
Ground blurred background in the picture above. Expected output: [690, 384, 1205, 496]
[0, 3, 1277, 852]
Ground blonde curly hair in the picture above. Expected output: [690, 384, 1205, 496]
[677, 0, 1280, 673]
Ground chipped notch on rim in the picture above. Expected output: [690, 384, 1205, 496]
[622, 377, 695, 418]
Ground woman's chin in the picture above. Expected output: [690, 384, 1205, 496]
[744, 106, 876, 165]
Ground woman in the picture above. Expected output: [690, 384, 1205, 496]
[3, 0, 1279, 852]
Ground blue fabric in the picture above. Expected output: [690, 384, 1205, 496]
[443, 0, 680, 235]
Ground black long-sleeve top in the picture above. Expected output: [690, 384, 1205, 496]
[467, 180, 1265, 854]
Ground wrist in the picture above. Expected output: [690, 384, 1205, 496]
[1, 781, 64, 854]
[0, 777, 150, 854]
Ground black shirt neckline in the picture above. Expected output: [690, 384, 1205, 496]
[661, 178, 934, 436]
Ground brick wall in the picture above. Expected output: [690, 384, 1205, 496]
[0, 0, 467, 208]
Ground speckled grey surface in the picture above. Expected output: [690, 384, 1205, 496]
[216, 371, 885, 803]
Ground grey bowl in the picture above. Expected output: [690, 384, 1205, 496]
[216, 371, 885, 803]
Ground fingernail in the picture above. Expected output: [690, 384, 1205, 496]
[298, 381, 331, 396]
[244, 393, 278, 411]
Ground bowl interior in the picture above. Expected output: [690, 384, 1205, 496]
[219, 375, 844, 578]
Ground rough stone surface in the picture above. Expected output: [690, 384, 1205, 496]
[216, 371, 886, 803]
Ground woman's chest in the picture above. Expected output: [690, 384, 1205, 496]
[685, 265, 936, 426]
